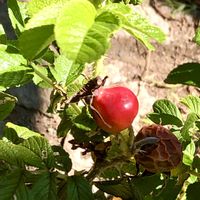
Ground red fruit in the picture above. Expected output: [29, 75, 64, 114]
[134, 125, 182, 173]
[91, 86, 139, 134]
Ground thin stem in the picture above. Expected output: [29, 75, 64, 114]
[32, 64, 54, 87]
[32, 64, 68, 98]
[70, 103, 81, 114]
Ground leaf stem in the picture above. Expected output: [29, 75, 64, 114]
[32, 63, 68, 98]
[32, 64, 54, 87]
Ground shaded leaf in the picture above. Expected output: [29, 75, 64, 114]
[181, 95, 200, 117]
[0, 92, 17, 120]
[0, 168, 29, 200]
[52, 145, 72, 172]
[8, 0, 24, 26]
[73, 107, 97, 131]
[165, 62, 200, 87]
[186, 182, 200, 200]
[0, 140, 45, 168]
[19, 25, 54, 60]
[66, 176, 94, 200]
[21, 136, 55, 168]
[30, 172, 57, 200]
[95, 178, 142, 200]
[131, 174, 162, 197]
[153, 177, 181, 200]
[183, 140, 195, 166]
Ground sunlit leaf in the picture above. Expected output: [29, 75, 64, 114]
[147, 99, 183, 126]
[55, 0, 120, 64]
[101, 3, 165, 50]
[50, 55, 84, 86]
[0, 92, 17, 120]
[181, 95, 200, 117]
[183, 140, 195, 166]
[5, 122, 41, 139]
[181, 113, 198, 141]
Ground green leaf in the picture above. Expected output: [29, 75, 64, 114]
[152, 177, 182, 200]
[55, 0, 120, 64]
[26, 2, 65, 29]
[181, 95, 200, 117]
[52, 145, 72, 172]
[8, 0, 24, 26]
[21, 136, 55, 168]
[0, 140, 45, 168]
[131, 174, 162, 197]
[164, 62, 200, 87]
[30, 172, 57, 200]
[66, 176, 94, 200]
[101, 3, 165, 50]
[27, 0, 67, 16]
[186, 182, 200, 200]
[181, 113, 198, 141]
[50, 55, 85, 86]
[95, 178, 142, 200]
[0, 65, 34, 88]
[5, 122, 41, 139]
[153, 99, 182, 119]
[73, 107, 97, 132]
[147, 113, 183, 127]
[0, 50, 26, 70]
[0, 92, 17, 120]
[19, 25, 54, 60]
[147, 99, 183, 126]
[0, 168, 29, 200]
[183, 140, 195, 166]
[194, 27, 200, 46]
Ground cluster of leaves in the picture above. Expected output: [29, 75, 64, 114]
[0, 0, 167, 199]
[2, 0, 200, 199]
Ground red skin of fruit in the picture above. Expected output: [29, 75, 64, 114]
[134, 125, 182, 173]
[91, 86, 139, 134]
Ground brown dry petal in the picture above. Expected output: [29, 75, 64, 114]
[134, 124, 182, 173]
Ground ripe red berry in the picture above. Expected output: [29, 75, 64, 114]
[91, 86, 139, 134]
[134, 125, 182, 173]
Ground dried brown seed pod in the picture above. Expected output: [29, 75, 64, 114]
[134, 124, 182, 173]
